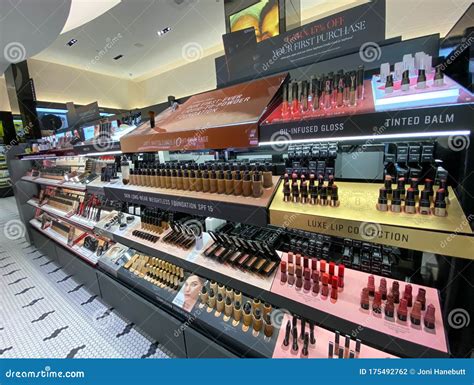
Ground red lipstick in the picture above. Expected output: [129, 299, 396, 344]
[321, 273, 329, 297]
[367, 275, 375, 297]
[295, 265, 303, 289]
[372, 291, 382, 314]
[280, 260, 287, 283]
[303, 268, 311, 291]
[385, 293, 395, 317]
[337, 264, 345, 288]
[397, 298, 408, 321]
[331, 275, 339, 301]
[360, 288, 370, 310]
[391, 281, 400, 304]
[404, 284, 413, 307]
[424, 304, 436, 329]
[410, 300, 422, 325]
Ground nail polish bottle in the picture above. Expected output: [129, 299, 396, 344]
[377, 188, 388, 211]
[360, 288, 370, 310]
[379, 278, 387, 300]
[385, 293, 395, 317]
[391, 281, 400, 304]
[397, 298, 408, 321]
[391, 189, 402, 212]
[434, 189, 447, 217]
[424, 304, 436, 329]
[321, 273, 329, 296]
[225, 170, 234, 195]
[419, 190, 431, 215]
[252, 172, 263, 198]
[372, 291, 382, 314]
[202, 170, 210, 193]
[200, 286, 208, 304]
[433, 66, 444, 87]
[264, 314, 273, 337]
[283, 182, 291, 202]
[233, 171, 243, 196]
[280, 261, 287, 283]
[416, 69, 426, 89]
[330, 275, 338, 300]
[224, 296, 233, 317]
[385, 74, 394, 93]
[243, 302, 252, 326]
[403, 284, 413, 308]
[367, 275, 375, 296]
[217, 170, 225, 194]
[404, 188, 416, 214]
[401, 70, 410, 91]
[283, 321, 291, 346]
[416, 288, 426, 310]
[242, 171, 252, 197]
[233, 301, 242, 321]
[410, 300, 422, 325]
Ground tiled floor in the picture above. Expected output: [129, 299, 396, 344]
[0, 197, 169, 358]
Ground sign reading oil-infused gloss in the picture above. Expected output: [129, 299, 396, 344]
[120, 74, 286, 152]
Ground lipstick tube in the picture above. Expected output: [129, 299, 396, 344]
[385, 294, 395, 317]
[280, 261, 287, 283]
[419, 190, 431, 215]
[312, 271, 320, 294]
[344, 335, 351, 358]
[372, 291, 382, 314]
[379, 278, 387, 300]
[416, 288, 426, 310]
[288, 263, 295, 285]
[391, 189, 402, 213]
[337, 264, 345, 288]
[391, 281, 400, 304]
[330, 275, 338, 301]
[323, 79, 332, 109]
[404, 284, 413, 307]
[301, 333, 309, 357]
[349, 73, 357, 106]
[424, 304, 436, 329]
[291, 327, 298, 353]
[328, 341, 334, 358]
[377, 187, 388, 211]
[321, 273, 329, 296]
[367, 275, 375, 296]
[303, 268, 311, 291]
[410, 300, 422, 325]
[434, 189, 447, 217]
[404, 188, 416, 214]
[334, 331, 340, 354]
[295, 265, 303, 289]
[397, 298, 408, 321]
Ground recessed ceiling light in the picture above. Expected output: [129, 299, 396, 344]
[66, 38, 78, 47]
[113, 54, 123, 60]
[134, 42, 144, 48]
[157, 27, 171, 37]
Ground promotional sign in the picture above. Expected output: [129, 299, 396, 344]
[223, 0, 385, 82]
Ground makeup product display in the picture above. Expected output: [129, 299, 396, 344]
[127, 161, 274, 198]
[162, 218, 205, 249]
[377, 177, 448, 217]
[124, 253, 184, 291]
[282, 173, 340, 207]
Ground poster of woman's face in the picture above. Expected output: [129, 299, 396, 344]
[172, 274, 206, 312]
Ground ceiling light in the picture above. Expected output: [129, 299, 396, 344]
[113, 54, 123, 60]
[157, 27, 171, 36]
[67, 38, 78, 47]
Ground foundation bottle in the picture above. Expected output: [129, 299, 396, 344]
[165, 167, 172, 189]
[233, 171, 243, 196]
[262, 163, 273, 188]
[209, 170, 217, 193]
[217, 170, 225, 194]
[195, 170, 203, 192]
[154, 166, 160, 188]
[129, 169, 136, 185]
[137, 168, 144, 186]
[176, 169, 183, 190]
[189, 170, 196, 192]
[147, 168, 153, 187]
[182, 169, 190, 191]
[225, 170, 234, 195]
[142, 168, 149, 186]
[252, 172, 263, 198]
[159, 167, 166, 188]
[242, 171, 252, 197]
[151, 168, 158, 187]
[202, 170, 210, 193]
[171, 169, 177, 189]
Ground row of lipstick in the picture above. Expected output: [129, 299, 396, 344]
[361, 276, 436, 329]
[382, 67, 444, 94]
[280, 253, 345, 301]
[377, 177, 448, 216]
[281, 66, 365, 118]
[282, 174, 339, 206]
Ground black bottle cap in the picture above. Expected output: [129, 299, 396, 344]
[385, 74, 394, 87]
[225, 296, 232, 305]
[418, 69, 426, 82]
[210, 170, 216, 179]
[420, 190, 430, 205]
[244, 171, 251, 181]
[378, 187, 387, 203]
[203, 170, 209, 179]
[208, 288, 215, 297]
[234, 301, 241, 310]
[217, 293, 223, 302]
[243, 301, 252, 314]
[434, 66, 444, 80]
[201, 286, 207, 294]
[406, 188, 416, 203]
[217, 170, 224, 179]
[226, 170, 232, 180]
[253, 172, 261, 182]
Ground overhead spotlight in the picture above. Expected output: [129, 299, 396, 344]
[66, 38, 78, 47]
[113, 54, 124, 60]
[157, 27, 171, 37]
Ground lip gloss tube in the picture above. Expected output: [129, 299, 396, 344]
[283, 321, 291, 346]
[323, 79, 332, 109]
[281, 83, 289, 119]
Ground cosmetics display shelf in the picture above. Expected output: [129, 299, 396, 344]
[29, 218, 100, 266]
[103, 176, 280, 227]
[269, 181, 474, 260]
[26, 198, 109, 232]
[17, 148, 76, 160]
[21, 175, 87, 191]
[93, 215, 446, 358]
[84, 178, 109, 195]
[73, 140, 121, 155]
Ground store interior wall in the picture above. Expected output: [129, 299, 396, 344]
[0, 0, 472, 113]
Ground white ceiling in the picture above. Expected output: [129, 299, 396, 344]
[32, 0, 474, 82]
[34, 0, 227, 80]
